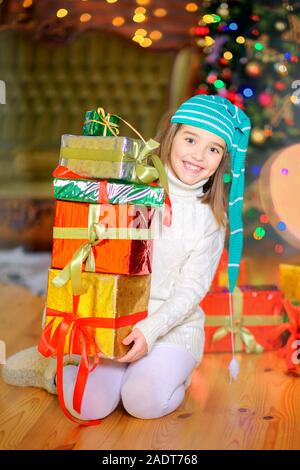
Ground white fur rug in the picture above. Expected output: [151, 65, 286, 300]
[0, 247, 51, 295]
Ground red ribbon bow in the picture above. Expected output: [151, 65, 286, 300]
[38, 296, 147, 426]
[266, 298, 300, 371]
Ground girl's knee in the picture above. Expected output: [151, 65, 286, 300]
[61, 365, 121, 421]
[121, 376, 179, 419]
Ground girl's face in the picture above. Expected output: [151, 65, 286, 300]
[169, 124, 226, 185]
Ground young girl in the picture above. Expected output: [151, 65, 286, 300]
[2, 94, 251, 421]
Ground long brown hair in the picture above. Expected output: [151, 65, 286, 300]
[154, 121, 230, 229]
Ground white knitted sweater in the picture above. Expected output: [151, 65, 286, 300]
[133, 163, 227, 370]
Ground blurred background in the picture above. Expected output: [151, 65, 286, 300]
[0, 0, 300, 293]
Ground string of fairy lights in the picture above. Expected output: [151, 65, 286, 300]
[192, 6, 299, 104]
[20, 0, 201, 48]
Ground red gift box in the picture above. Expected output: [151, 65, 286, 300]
[200, 285, 285, 353]
[52, 200, 155, 279]
[266, 298, 300, 371]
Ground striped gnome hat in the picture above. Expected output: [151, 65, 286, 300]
[171, 94, 251, 383]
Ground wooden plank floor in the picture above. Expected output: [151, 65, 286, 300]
[0, 283, 299, 450]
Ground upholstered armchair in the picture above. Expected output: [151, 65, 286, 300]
[0, 29, 200, 249]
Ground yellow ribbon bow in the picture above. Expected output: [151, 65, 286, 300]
[84, 107, 120, 137]
[52, 205, 154, 295]
[209, 286, 276, 353]
[52, 205, 105, 295]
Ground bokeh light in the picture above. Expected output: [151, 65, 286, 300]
[57, 9, 68, 18]
[112, 16, 125, 26]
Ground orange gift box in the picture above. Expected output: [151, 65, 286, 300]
[200, 285, 285, 353]
[52, 200, 155, 276]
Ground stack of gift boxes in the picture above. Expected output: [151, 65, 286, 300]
[38, 108, 172, 423]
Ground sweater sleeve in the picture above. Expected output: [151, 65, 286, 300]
[132, 217, 227, 354]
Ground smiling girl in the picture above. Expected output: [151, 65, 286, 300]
[2, 95, 251, 422]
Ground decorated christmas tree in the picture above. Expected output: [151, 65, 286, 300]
[192, 0, 300, 259]
[192, 0, 300, 164]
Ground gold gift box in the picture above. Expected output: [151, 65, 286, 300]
[279, 264, 300, 304]
[59, 134, 150, 182]
[44, 268, 151, 359]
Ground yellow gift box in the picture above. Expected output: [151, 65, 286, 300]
[41, 268, 151, 359]
[279, 264, 300, 304]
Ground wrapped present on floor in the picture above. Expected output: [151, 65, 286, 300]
[279, 264, 300, 305]
[52, 200, 155, 283]
[200, 285, 285, 353]
[211, 248, 247, 289]
[38, 268, 151, 423]
[266, 298, 300, 371]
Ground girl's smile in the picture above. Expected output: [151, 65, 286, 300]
[182, 160, 205, 174]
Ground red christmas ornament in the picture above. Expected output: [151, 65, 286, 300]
[219, 57, 228, 65]
[258, 92, 273, 107]
[285, 117, 295, 126]
[194, 26, 210, 37]
[224, 90, 245, 109]
[195, 84, 209, 95]
[275, 81, 286, 90]
[207, 74, 217, 84]
[195, 89, 210, 95]
[260, 214, 269, 223]
[221, 67, 232, 80]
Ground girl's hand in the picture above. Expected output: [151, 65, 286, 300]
[117, 328, 148, 363]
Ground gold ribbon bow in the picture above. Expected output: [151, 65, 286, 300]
[84, 107, 120, 137]
[127, 138, 169, 193]
[207, 287, 283, 353]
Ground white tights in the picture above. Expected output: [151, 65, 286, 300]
[59, 343, 197, 420]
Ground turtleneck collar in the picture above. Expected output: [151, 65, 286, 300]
[165, 162, 210, 199]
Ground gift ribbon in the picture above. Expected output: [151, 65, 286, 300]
[266, 298, 300, 370]
[53, 226, 154, 240]
[84, 107, 120, 137]
[52, 203, 154, 295]
[206, 286, 284, 353]
[128, 139, 169, 193]
[38, 303, 147, 426]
